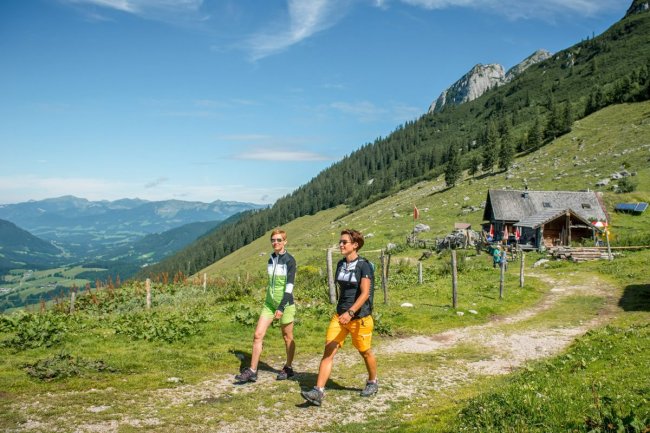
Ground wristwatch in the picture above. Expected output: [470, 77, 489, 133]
[347, 309, 355, 318]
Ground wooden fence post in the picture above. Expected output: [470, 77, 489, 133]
[381, 250, 390, 304]
[418, 261, 423, 284]
[379, 250, 388, 304]
[69, 290, 76, 314]
[519, 250, 525, 288]
[327, 248, 336, 304]
[203, 272, 207, 290]
[451, 250, 458, 308]
[146, 278, 151, 310]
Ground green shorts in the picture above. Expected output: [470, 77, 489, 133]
[260, 302, 296, 325]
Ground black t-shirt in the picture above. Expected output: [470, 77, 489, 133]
[335, 258, 373, 319]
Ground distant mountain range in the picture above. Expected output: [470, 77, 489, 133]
[0, 196, 264, 278]
[0, 195, 262, 235]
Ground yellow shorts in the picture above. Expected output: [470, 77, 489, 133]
[325, 314, 374, 353]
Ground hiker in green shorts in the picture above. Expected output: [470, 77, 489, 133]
[235, 228, 297, 383]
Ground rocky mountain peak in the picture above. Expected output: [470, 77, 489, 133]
[505, 49, 552, 81]
[626, 0, 650, 17]
[429, 49, 551, 114]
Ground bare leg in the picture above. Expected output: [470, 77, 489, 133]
[360, 349, 377, 381]
[281, 322, 295, 367]
[250, 316, 273, 371]
[315, 341, 340, 388]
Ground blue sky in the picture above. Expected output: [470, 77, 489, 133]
[0, 0, 628, 205]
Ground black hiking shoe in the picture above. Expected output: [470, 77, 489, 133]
[234, 367, 257, 383]
[360, 380, 378, 397]
[301, 387, 324, 406]
[276, 366, 295, 380]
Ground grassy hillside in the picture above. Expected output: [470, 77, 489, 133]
[204, 100, 650, 278]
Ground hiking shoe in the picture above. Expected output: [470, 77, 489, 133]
[360, 380, 378, 397]
[276, 366, 295, 381]
[301, 387, 324, 406]
[234, 367, 257, 383]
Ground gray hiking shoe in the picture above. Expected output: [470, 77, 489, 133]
[301, 387, 324, 406]
[234, 367, 257, 383]
[276, 365, 295, 381]
[360, 380, 378, 397]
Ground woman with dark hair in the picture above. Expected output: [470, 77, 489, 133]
[301, 229, 377, 406]
[235, 228, 297, 383]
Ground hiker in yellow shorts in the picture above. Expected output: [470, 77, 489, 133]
[301, 229, 377, 406]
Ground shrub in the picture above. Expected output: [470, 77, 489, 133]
[23, 352, 116, 381]
[112, 310, 208, 343]
[1, 311, 68, 350]
[616, 177, 637, 193]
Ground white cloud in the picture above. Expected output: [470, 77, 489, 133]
[396, 0, 621, 19]
[0, 175, 134, 203]
[247, 0, 351, 61]
[233, 149, 330, 162]
[330, 100, 421, 123]
[61, 0, 206, 23]
[144, 177, 169, 189]
[0, 175, 290, 205]
[330, 100, 387, 122]
[216, 134, 271, 141]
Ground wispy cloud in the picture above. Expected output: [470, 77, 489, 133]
[330, 100, 421, 123]
[216, 134, 271, 141]
[61, 0, 206, 23]
[233, 149, 330, 162]
[397, 0, 621, 20]
[144, 177, 169, 189]
[0, 175, 134, 203]
[330, 101, 387, 122]
[0, 175, 289, 204]
[246, 0, 351, 61]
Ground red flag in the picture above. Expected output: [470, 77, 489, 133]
[414, 206, 420, 220]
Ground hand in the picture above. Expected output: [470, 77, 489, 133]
[338, 312, 352, 325]
[274, 310, 283, 320]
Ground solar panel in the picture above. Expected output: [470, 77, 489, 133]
[615, 202, 648, 214]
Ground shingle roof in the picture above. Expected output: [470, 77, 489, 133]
[514, 208, 600, 230]
[483, 189, 608, 223]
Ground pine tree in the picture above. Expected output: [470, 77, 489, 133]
[498, 130, 514, 172]
[562, 101, 573, 134]
[444, 145, 461, 187]
[468, 155, 481, 177]
[482, 121, 498, 173]
[545, 102, 563, 140]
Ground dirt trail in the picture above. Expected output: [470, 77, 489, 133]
[14, 272, 619, 433]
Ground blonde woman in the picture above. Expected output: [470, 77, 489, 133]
[235, 229, 297, 383]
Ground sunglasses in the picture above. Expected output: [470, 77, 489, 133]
[338, 240, 352, 245]
[271, 238, 284, 243]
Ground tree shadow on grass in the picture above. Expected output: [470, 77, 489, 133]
[618, 284, 650, 312]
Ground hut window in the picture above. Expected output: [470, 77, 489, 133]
[581, 203, 592, 209]
[542, 202, 552, 208]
